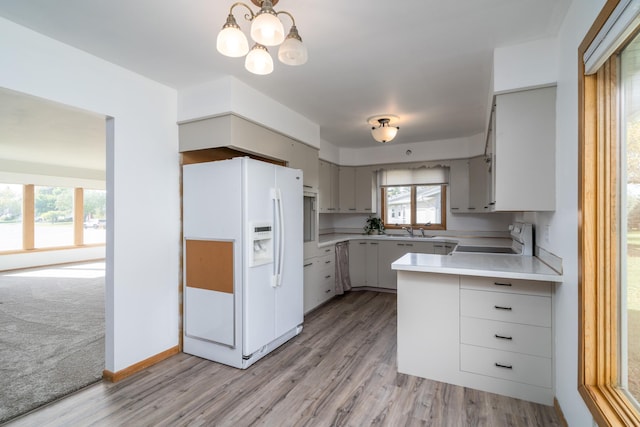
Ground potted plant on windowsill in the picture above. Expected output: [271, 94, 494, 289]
[363, 216, 385, 235]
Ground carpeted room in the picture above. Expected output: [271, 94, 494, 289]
[0, 261, 105, 423]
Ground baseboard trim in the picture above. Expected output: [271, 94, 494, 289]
[103, 345, 180, 383]
[554, 397, 568, 427]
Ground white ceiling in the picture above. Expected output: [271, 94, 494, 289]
[0, 0, 571, 166]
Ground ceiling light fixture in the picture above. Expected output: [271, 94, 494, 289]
[216, 0, 308, 75]
[367, 115, 400, 143]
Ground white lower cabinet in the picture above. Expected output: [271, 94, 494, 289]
[349, 240, 379, 287]
[397, 271, 554, 405]
[303, 245, 336, 314]
[350, 239, 452, 289]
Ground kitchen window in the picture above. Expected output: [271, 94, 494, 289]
[381, 185, 446, 230]
[579, 0, 640, 424]
[378, 167, 447, 230]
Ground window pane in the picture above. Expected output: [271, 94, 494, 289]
[34, 186, 73, 248]
[0, 184, 23, 251]
[385, 186, 411, 225]
[621, 32, 640, 404]
[416, 185, 442, 225]
[83, 189, 106, 244]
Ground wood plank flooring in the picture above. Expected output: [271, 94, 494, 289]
[4, 291, 561, 427]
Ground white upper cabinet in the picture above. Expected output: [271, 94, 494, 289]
[490, 86, 556, 211]
[339, 166, 377, 213]
[319, 160, 339, 212]
[338, 166, 357, 212]
[449, 159, 470, 212]
[289, 142, 319, 192]
[449, 157, 490, 213]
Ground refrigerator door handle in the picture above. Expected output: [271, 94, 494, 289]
[271, 188, 285, 288]
[276, 188, 285, 287]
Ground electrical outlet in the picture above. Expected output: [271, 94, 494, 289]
[544, 224, 550, 243]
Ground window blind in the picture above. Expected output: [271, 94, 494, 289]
[379, 167, 448, 186]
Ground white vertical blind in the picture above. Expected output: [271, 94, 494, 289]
[379, 167, 448, 186]
[584, 0, 640, 74]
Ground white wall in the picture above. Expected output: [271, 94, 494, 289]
[527, 1, 604, 425]
[0, 17, 181, 373]
[546, 1, 604, 424]
[494, 38, 559, 94]
[178, 76, 321, 149]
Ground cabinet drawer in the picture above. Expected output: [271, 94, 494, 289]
[460, 317, 551, 357]
[460, 276, 551, 296]
[460, 344, 552, 388]
[460, 289, 551, 327]
[318, 245, 335, 258]
[317, 253, 334, 270]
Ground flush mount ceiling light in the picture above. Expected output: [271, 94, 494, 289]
[367, 115, 400, 143]
[216, 0, 308, 75]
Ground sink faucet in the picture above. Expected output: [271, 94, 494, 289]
[419, 227, 425, 237]
[402, 226, 413, 237]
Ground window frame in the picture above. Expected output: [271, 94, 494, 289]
[380, 184, 447, 230]
[579, 1, 640, 424]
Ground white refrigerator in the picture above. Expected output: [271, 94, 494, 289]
[182, 157, 303, 369]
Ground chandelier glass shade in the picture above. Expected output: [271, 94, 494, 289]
[216, 0, 307, 75]
[368, 115, 400, 143]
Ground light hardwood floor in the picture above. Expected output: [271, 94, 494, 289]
[5, 291, 561, 426]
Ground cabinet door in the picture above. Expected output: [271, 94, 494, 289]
[377, 241, 412, 289]
[339, 166, 356, 212]
[290, 143, 319, 192]
[468, 156, 489, 211]
[365, 241, 379, 286]
[493, 87, 555, 211]
[349, 240, 367, 287]
[318, 160, 331, 213]
[449, 159, 470, 212]
[303, 259, 318, 314]
[355, 167, 376, 213]
[330, 163, 340, 211]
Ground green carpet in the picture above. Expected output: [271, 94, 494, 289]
[0, 262, 104, 424]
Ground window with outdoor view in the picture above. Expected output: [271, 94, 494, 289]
[0, 183, 23, 251]
[34, 186, 74, 248]
[621, 30, 640, 406]
[579, 1, 640, 424]
[382, 184, 446, 230]
[83, 189, 106, 244]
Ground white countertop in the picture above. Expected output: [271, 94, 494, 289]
[318, 233, 509, 248]
[391, 252, 562, 282]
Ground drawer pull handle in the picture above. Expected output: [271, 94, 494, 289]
[325, 275, 331, 279]
[494, 334, 513, 340]
[495, 362, 513, 369]
[494, 282, 512, 287]
[325, 260, 331, 264]
[359, 242, 367, 245]
[304, 263, 313, 267]
[325, 289, 332, 293]
[494, 305, 512, 311]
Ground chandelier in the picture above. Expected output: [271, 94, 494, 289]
[216, 0, 308, 75]
[367, 115, 400, 143]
